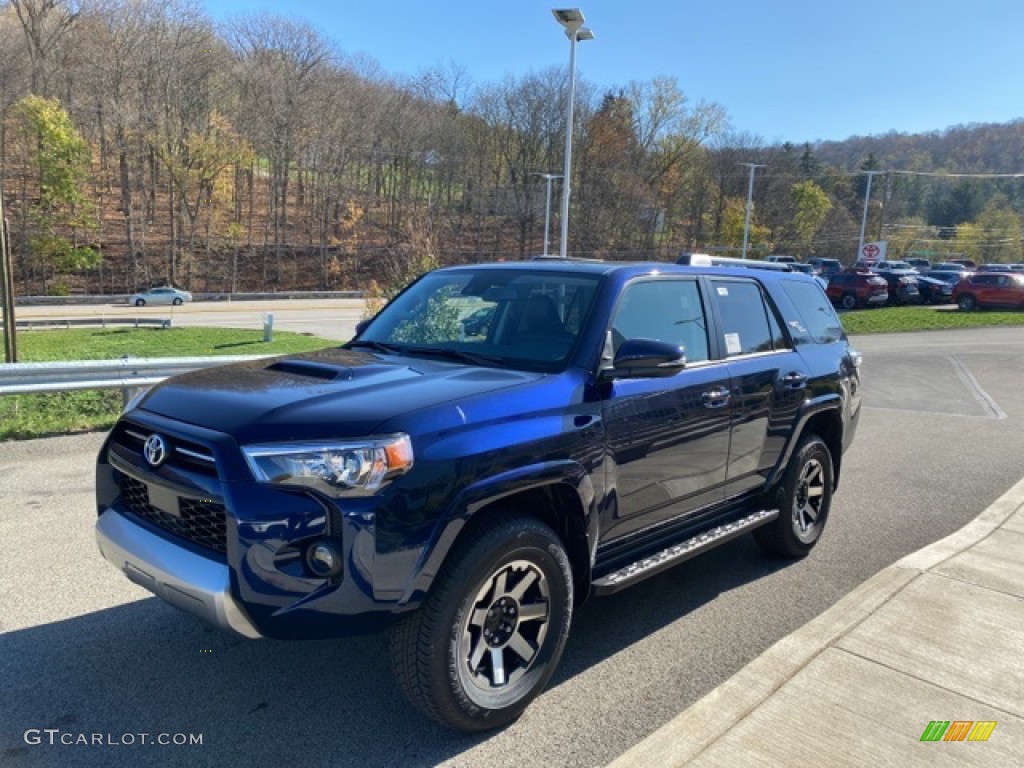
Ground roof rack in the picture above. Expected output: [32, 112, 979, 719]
[529, 254, 605, 263]
[676, 252, 793, 272]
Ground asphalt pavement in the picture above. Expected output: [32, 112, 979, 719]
[2, 326, 1024, 767]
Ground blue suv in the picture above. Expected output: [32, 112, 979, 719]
[95, 259, 861, 731]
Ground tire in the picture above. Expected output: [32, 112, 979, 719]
[754, 435, 833, 558]
[172, 297, 183, 305]
[840, 293, 857, 310]
[134, 298, 145, 306]
[390, 514, 573, 732]
[958, 294, 976, 311]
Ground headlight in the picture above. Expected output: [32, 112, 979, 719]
[242, 434, 414, 497]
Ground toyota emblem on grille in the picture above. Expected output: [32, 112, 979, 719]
[143, 434, 168, 467]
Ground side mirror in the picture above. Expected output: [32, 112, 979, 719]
[354, 319, 371, 336]
[605, 338, 686, 379]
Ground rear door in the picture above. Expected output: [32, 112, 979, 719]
[707, 277, 807, 500]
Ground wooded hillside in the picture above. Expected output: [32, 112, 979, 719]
[1, 0, 1022, 296]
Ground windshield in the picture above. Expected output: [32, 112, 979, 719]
[354, 269, 602, 371]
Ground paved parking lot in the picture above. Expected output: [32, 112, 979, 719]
[2, 326, 1024, 767]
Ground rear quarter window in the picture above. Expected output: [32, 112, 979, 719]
[780, 280, 845, 344]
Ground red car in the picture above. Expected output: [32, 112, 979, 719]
[827, 272, 889, 309]
[953, 272, 1024, 310]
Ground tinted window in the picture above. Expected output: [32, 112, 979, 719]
[611, 279, 709, 363]
[781, 280, 845, 344]
[361, 270, 601, 372]
[829, 274, 850, 286]
[711, 280, 774, 356]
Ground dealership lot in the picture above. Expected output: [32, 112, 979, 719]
[2, 326, 1024, 767]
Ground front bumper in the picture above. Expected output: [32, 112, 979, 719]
[96, 508, 262, 638]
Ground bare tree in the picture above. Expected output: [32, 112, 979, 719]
[9, 0, 81, 95]
[227, 13, 332, 285]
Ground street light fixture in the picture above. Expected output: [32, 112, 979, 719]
[552, 8, 594, 259]
[531, 172, 563, 256]
[739, 162, 766, 259]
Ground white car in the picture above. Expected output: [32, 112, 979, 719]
[128, 287, 192, 306]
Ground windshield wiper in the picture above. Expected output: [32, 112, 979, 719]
[402, 347, 505, 367]
[345, 340, 404, 354]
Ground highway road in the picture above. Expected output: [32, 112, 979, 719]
[15, 298, 366, 342]
[3, 326, 1024, 767]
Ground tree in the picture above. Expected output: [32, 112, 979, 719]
[9, 94, 98, 292]
[156, 112, 252, 287]
[8, 0, 80, 96]
[789, 180, 832, 254]
[227, 14, 332, 284]
[954, 194, 1022, 263]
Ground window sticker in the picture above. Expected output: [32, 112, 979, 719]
[716, 286, 729, 296]
[724, 333, 742, 355]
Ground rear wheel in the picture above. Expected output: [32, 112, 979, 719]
[754, 435, 833, 558]
[840, 293, 857, 310]
[958, 294, 977, 311]
[390, 514, 573, 732]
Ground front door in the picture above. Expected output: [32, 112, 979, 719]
[600, 278, 732, 543]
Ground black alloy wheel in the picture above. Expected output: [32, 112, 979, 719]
[390, 514, 573, 732]
[754, 435, 833, 558]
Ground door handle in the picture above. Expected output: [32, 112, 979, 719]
[781, 372, 808, 390]
[701, 387, 730, 409]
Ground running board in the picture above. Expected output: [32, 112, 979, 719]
[592, 509, 780, 595]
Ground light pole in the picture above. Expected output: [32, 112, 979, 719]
[552, 8, 594, 259]
[0, 184, 16, 363]
[739, 162, 766, 259]
[531, 172, 563, 256]
[857, 170, 881, 262]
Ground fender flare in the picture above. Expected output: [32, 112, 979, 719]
[767, 394, 844, 489]
[397, 460, 597, 607]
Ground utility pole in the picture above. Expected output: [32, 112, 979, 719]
[739, 163, 766, 259]
[0, 185, 16, 363]
[857, 170, 881, 262]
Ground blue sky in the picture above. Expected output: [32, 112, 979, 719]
[203, 0, 1024, 145]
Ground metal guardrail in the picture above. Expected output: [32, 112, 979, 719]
[8, 317, 172, 330]
[0, 355, 270, 401]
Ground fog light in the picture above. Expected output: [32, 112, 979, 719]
[306, 539, 342, 578]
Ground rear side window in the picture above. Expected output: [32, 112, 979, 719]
[780, 280, 845, 344]
[710, 280, 777, 356]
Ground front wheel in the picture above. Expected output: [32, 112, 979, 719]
[390, 514, 573, 732]
[754, 435, 833, 558]
[134, 298, 145, 307]
[172, 297, 183, 305]
[958, 294, 977, 311]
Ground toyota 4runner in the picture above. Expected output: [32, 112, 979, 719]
[95, 259, 861, 731]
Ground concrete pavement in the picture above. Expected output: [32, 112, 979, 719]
[609, 474, 1024, 767]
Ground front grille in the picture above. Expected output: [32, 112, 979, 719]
[113, 424, 219, 477]
[118, 473, 227, 554]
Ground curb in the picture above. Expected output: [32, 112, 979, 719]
[607, 473, 1024, 767]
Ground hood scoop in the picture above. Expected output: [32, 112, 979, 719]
[265, 360, 351, 381]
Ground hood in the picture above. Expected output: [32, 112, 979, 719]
[137, 347, 542, 443]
